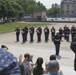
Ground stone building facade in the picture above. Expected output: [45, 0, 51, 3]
[33, 9, 46, 21]
[61, 0, 76, 17]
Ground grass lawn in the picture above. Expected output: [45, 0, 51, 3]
[0, 22, 51, 34]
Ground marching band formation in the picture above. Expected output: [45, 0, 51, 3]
[15, 25, 76, 43]
[15, 25, 76, 56]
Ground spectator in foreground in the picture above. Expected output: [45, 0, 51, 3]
[49, 55, 56, 60]
[0, 48, 21, 75]
[45, 55, 63, 75]
[33, 57, 44, 75]
[42, 60, 59, 75]
[1, 45, 8, 50]
[70, 34, 76, 71]
[18, 53, 34, 75]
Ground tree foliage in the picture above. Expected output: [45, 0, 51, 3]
[0, 0, 46, 22]
[47, 7, 60, 17]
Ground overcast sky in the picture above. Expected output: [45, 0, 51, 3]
[36, 0, 61, 9]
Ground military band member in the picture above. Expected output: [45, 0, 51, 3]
[36, 26, 42, 42]
[15, 27, 20, 42]
[71, 25, 76, 41]
[51, 26, 55, 41]
[21, 26, 26, 43]
[24, 26, 28, 41]
[59, 27, 63, 41]
[29, 26, 34, 42]
[44, 26, 49, 42]
[63, 25, 67, 40]
[66, 27, 70, 42]
[64, 25, 67, 40]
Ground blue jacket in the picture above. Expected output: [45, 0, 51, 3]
[0, 48, 21, 75]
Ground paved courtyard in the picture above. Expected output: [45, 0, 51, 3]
[0, 22, 76, 74]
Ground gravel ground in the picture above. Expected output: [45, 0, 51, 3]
[0, 22, 76, 74]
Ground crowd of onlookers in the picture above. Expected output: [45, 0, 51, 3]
[0, 45, 63, 75]
[17, 53, 64, 75]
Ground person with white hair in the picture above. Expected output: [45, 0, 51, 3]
[42, 60, 59, 75]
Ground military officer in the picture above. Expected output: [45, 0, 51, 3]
[71, 25, 76, 41]
[29, 26, 34, 43]
[51, 26, 55, 41]
[15, 27, 20, 42]
[53, 32, 61, 56]
[21, 26, 26, 43]
[59, 27, 63, 41]
[63, 25, 67, 40]
[24, 26, 28, 41]
[44, 26, 49, 42]
[66, 27, 70, 42]
[36, 26, 42, 42]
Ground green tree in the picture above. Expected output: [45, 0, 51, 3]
[0, 0, 24, 22]
[0, 0, 8, 21]
[47, 7, 60, 17]
[37, 1, 46, 10]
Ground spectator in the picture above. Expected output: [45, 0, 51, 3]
[0, 48, 21, 75]
[18, 53, 34, 75]
[23, 53, 30, 63]
[42, 60, 59, 75]
[1, 45, 8, 50]
[70, 34, 76, 71]
[45, 55, 56, 73]
[18, 53, 31, 75]
[33, 57, 44, 75]
[45, 55, 63, 75]
[49, 55, 56, 60]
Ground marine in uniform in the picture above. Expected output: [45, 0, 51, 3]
[44, 26, 49, 42]
[51, 26, 55, 41]
[29, 26, 34, 42]
[36, 26, 42, 42]
[21, 26, 26, 43]
[59, 27, 63, 41]
[15, 27, 20, 42]
[53, 32, 61, 55]
[24, 26, 28, 41]
[63, 25, 67, 40]
[71, 25, 75, 41]
[66, 27, 70, 42]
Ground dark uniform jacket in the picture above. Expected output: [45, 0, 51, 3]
[66, 28, 70, 36]
[51, 28, 55, 34]
[59, 28, 63, 35]
[54, 34, 61, 44]
[36, 27, 42, 34]
[15, 28, 20, 34]
[71, 27, 76, 35]
[29, 27, 34, 34]
[44, 27, 49, 34]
